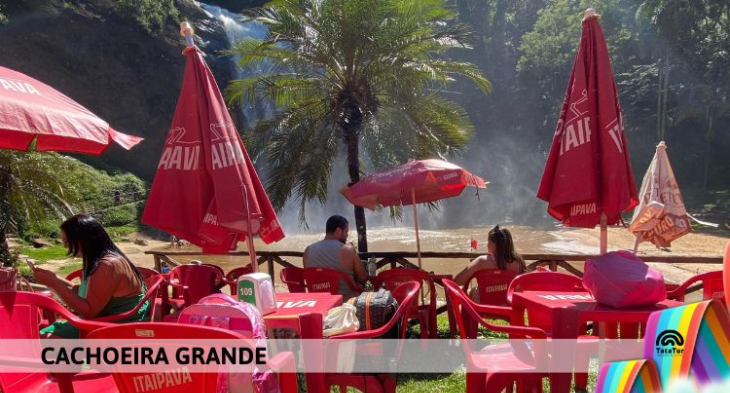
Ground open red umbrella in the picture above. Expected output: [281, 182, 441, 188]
[0, 66, 142, 154]
[141, 23, 284, 270]
[536, 9, 638, 254]
[341, 159, 487, 268]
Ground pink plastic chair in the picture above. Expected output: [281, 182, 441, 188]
[667, 270, 724, 302]
[280, 267, 305, 293]
[225, 265, 254, 294]
[0, 292, 116, 393]
[303, 267, 364, 296]
[443, 279, 550, 393]
[87, 322, 296, 393]
[377, 268, 437, 339]
[459, 269, 518, 338]
[325, 282, 420, 393]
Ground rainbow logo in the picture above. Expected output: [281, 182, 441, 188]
[644, 299, 730, 386]
[597, 299, 730, 392]
[596, 360, 661, 393]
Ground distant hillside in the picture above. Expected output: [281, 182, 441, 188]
[0, 0, 241, 180]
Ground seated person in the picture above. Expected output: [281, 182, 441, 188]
[454, 225, 526, 287]
[33, 215, 150, 338]
[303, 215, 366, 300]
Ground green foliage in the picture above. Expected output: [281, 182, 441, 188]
[116, 0, 180, 33]
[227, 0, 490, 226]
[0, 5, 8, 25]
[20, 244, 70, 262]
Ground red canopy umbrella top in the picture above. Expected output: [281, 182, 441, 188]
[141, 42, 284, 256]
[341, 158, 487, 210]
[536, 12, 638, 229]
[0, 66, 142, 154]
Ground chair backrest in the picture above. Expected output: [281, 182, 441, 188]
[66, 266, 161, 282]
[670, 271, 724, 302]
[463, 269, 519, 306]
[303, 267, 362, 296]
[169, 265, 223, 305]
[87, 322, 257, 393]
[92, 275, 165, 323]
[377, 268, 436, 309]
[225, 265, 254, 294]
[507, 271, 584, 303]
[65, 268, 83, 283]
[442, 279, 546, 340]
[0, 292, 109, 392]
[280, 267, 305, 293]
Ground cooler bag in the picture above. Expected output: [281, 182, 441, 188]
[583, 250, 666, 308]
[346, 288, 398, 334]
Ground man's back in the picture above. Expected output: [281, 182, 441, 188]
[305, 239, 360, 300]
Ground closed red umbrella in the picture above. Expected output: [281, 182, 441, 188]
[141, 23, 284, 269]
[0, 66, 142, 154]
[341, 159, 486, 268]
[536, 9, 638, 253]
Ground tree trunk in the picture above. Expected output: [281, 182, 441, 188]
[703, 111, 714, 191]
[346, 128, 368, 252]
[0, 169, 13, 267]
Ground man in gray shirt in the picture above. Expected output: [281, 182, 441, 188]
[303, 215, 367, 300]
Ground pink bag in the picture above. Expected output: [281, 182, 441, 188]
[583, 251, 666, 308]
[177, 294, 280, 393]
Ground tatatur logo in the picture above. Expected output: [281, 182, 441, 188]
[655, 329, 685, 356]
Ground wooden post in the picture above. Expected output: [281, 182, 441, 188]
[153, 254, 161, 272]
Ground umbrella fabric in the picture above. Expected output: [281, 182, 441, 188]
[141, 47, 284, 253]
[536, 16, 638, 228]
[0, 66, 142, 154]
[340, 159, 487, 210]
[629, 142, 691, 248]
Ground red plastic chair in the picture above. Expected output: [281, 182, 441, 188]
[280, 267, 305, 293]
[325, 282, 420, 393]
[459, 269, 519, 339]
[225, 265, 254, 295]
[507, 271, 584, 333]
[667, 270, 724, 302]
[43, 273, 165, 328]
[443, 279, 550, 393]
[163, 264, 226, 321]
[0, 292, 116, 393]
[303, 267, 364, 296]
[87, 322, 297, 393]
[377, 268, 437, 339]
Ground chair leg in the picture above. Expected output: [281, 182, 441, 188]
[466, 372, 487, 393]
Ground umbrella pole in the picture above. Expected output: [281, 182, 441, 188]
[600, 213, 608, 254]
[411, 188, 422, 270]
[242, 184, 258, 273]
[632, 236, 641, 254]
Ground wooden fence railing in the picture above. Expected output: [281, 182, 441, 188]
[145, 250, 723, 287]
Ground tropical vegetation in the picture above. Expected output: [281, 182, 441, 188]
[0, 150, 148, 267]
[227, 0, 491, 251]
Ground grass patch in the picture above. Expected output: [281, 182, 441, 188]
[107, 223, 140, 241]
[55, 261, 83, 278]
[20, 245, 69, 262]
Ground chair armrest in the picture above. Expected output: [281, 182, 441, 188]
[471, 302, 515, 318]
[168, 282, 191, 304]
[28, 293, 112, 333]
[266, 352, 297, 393]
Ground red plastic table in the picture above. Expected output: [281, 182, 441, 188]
[511, 291, 682, 393]
[265, 292, 343, 393]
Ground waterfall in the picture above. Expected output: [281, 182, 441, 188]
[198, 2, 269, 126]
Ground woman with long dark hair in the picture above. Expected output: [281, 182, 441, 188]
[33, 215, 149, 338]
[454, 225, 526, 286]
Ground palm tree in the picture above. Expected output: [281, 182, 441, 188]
[227, 0, 491, 251]
[0, 150, 80, 266]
